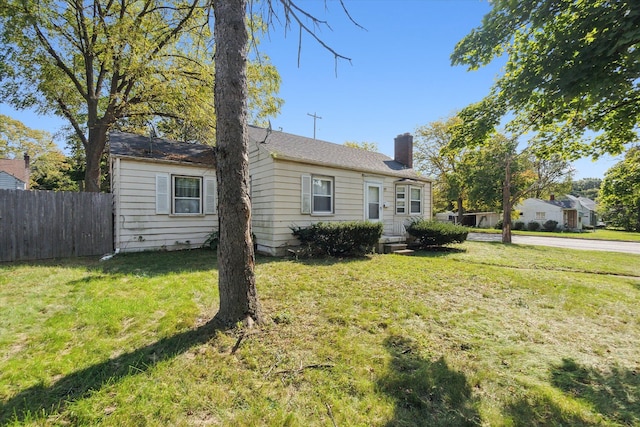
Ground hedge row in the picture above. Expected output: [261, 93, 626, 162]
[406, 219, 469, 248]
[291, 221, 383, 257]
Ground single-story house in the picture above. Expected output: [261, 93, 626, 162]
[109, 127, 433, 255]
[0, 154, 30, 190]
[462, 212, 501, 228]
[515, 194, 597, 230]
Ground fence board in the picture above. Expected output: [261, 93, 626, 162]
[0, 189, 113, 262]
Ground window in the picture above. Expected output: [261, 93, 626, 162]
[156, 174, 216, 215]
[301, 174, 334, 214]
[535, 211, 546, 220]
[174, 176, 201, 214]
[396, 186, 406, 214]
[396, 184, 422, 215]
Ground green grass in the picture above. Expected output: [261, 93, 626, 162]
[1, 244, 639, 426]
[471, 227, 640, 242]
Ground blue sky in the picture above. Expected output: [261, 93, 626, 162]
[0, 0, 621, 179]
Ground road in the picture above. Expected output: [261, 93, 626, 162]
[467, 232, 640, 255]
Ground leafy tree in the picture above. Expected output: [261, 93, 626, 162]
[599, 147, 640, 231]
[451, 0, 640, 159]
[0, 114, 57, 159]
[414, 116, 468, 223]
[0, 0, 282, 192]
[30, 150, 78, 191]
[344, 141, 378, 151]
[572, 178, 602, 200]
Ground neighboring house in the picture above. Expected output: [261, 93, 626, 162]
[462, 212, 501, 228]
[109, 127, 433, 255]
[0, 154, 30, 190]
[515, 194, 597, 230]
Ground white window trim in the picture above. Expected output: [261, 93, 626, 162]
[396, 185, 406, 215]
[172, 175, 203, 215]
[409, 186, 422, 215]
[396, 184, 422, 215]
[301, 174, 334, 215]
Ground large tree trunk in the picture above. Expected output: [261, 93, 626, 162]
[84, 126, 107, 192]
[213, 0, 264, 327]
[502, 155, 512, 244]
[456, 196, 463, 225]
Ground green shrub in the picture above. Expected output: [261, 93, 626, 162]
[290, 221, 383, 257]
[202, 230, 218, 250]
[542, 220, 559, 231]
[406, 219, 469, 248]
[494, 220, 503, 230]
[527, 221, 541, 231]
[513, 221, 525, 230]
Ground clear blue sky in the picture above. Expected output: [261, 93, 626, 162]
[0, 0, 622, 179]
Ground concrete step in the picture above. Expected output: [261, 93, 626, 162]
[393, 249, 415, 256]
[384, 243, 407, 254]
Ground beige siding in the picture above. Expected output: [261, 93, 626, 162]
[254, 156, 432, 255]
[113, 158, 217, 252]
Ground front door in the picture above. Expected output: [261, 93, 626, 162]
[365, 183, 383, 222]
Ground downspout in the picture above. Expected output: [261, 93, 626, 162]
[113, 157, 121, 252]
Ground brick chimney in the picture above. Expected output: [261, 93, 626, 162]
[394, 133, 413, 169]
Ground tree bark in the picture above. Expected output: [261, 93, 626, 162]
[502, 154, 512, 244]
[213, 0, 264, 327]
[456, 196, 464, 225]
[84, 126, 107, 192]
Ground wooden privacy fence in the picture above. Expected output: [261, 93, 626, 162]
[0, 189, 113, 262]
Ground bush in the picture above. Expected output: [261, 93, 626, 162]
[542, 220, 558, 231]
[290, 221, 383, 257]
[406, 219, 469, 248]
[202, 230, 218, 250]
[527, 221, 541, 231]
[513, 221, 525, 230]
[494, 220, 503, 230]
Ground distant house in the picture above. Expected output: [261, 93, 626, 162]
[0, 154, 30, 190]
[109, 127, 433, 255]
[515, 195, 597, 230]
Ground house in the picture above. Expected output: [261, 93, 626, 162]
[462, 212, 501, 228]
[0, 154, 30, 190]
[515, 194, 597, 230]
[109, 127, 433, 255]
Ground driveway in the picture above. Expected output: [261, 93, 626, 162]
[467, 232, 640, 255]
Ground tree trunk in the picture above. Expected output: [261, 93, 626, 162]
[456, 196, 464, 225]
[84, 126, 107, 192]
[502, 154, 512, 244]
[213, 0, 264, 327]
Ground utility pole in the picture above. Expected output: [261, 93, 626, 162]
[307, 112, 322, 139]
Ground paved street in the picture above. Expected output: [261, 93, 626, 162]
[467, 232, 640, 255]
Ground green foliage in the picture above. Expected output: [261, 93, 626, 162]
[572, 178, 602, 200]
[542, 220, 559, 232]
[202, 230, 219, 250]
[527, 221, 541, 232]
[290, 221, 383, 257]
[513, 221, 525, 231]
[452, 0, 640, 159]
[343, 141, 379, 151]
[494, 220, 504, 230]
[599, 147, 640, 231]
[406, 219, 469, 248]
[0, 1, 282, 190]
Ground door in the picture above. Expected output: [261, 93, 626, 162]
[365, 182, 383, 222]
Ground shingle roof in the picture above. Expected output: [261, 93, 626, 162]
[248, 126, 429, 181]
[0, 158, 28, 183]
[109, 131, 215, 166]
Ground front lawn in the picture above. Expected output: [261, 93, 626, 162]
[1, 244, 639, 426]
[472, 227, 640, 242]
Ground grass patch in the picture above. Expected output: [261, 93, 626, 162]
[470, 228, 640, 242]
[1, 245, 639, 426]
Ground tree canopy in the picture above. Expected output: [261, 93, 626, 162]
[599, 147, 640, 231]
[451, 0, 640, 158]
[0, 0, 282, 191]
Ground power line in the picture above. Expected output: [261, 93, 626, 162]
[307, 112, 322, 139]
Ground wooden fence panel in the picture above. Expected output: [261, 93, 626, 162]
[0, 189, 113, 262]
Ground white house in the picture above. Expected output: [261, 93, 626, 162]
[515, 195, 597, 230]
[109, 127, 433, 255]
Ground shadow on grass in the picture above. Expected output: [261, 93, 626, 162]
[0, 319, 222, 424]
[377, 335, 481, 426]
[503, 358, 640, 426]
[551, 358, 640, 425]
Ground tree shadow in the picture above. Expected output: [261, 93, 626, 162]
[377, 335, 481, 426]
[550, 358, 640, 425]
[0, 319, 223, 424]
